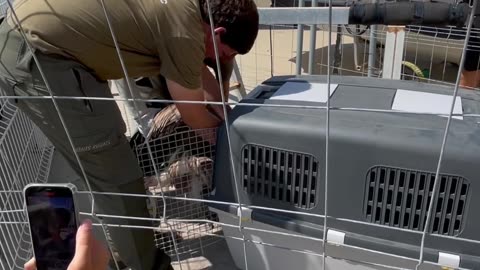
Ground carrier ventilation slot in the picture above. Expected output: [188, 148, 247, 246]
[364, 166, 470, 236]
[242, 144, 319, 209]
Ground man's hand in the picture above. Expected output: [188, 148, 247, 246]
[202, 65, 232, 119]
[24, 220, 110, 270]
[67, 220, 110, 270]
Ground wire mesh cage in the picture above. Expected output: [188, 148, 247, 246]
[1, 0, 480, 270]
[237, 23, 480, 88]
[0, 95, 54, 270]
[132, 124, 221, 258]
[353, 25, 478, 82]
[237, 1, 480, 91]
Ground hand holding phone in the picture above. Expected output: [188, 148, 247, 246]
[24, 219, 110, 270]
[24, 184, 110, 270]
[24, 184, 79, 270]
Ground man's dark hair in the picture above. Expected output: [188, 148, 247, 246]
[199, 0, 259, 55]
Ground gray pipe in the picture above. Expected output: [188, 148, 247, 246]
[349, 2, 470, 27]
[308, 0, 318, 74]
[295, 0, 305, 75]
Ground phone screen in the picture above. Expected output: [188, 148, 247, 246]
[25, 186, 77, 270]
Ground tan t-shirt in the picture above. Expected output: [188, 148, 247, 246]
[7, 0, 205, 89]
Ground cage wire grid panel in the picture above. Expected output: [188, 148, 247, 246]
[353, 25, 480, 83]
[237, 6, 480, 92]
[0, 94, 55, 269]
[1, 1, 480, 270]
[239, 24, 480, 88]
[132, 126, 222, 257]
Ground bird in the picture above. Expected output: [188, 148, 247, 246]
[146, 103, 185, 140]
[144, 154, 213, 195]
[130, 102, 219, 233]
[126, 72, 223, 247]
[130, 103, 216, 179]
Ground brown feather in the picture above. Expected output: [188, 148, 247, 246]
[147, 104, 185, 139]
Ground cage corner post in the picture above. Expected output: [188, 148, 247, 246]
[382, 26, 406, 80]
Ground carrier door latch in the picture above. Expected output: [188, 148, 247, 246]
[438, 252, 460, 269]
[237, 206, 252, 222]
[326, 229, 346, 245]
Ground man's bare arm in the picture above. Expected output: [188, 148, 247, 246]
[202, 65, 231, 118]
[205, 58, 234, 97]
[165, 79, 222, 129]
[220, 59, 234, 96]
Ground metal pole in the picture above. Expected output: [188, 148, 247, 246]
[308, 0, 318, 74]
[367, 25, 377, 77]
[295, 0, 305, 75]
[367, 0, 378, 77]
[232, 59, 247, 97]
[333, 25, 342, 74]
[382, 26, 405, 80]
[0, 0, 8, 19]
[367, 0, 377, 77]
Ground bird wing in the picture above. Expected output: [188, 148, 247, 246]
[148, 104, 185, 139]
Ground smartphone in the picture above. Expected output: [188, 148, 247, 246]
[24, 184, 78, 270]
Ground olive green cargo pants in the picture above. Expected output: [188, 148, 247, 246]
[0, 20, 171, 270]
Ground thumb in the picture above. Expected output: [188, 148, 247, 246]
[24, 258, 36, 270]
[69, 220, 93, 269]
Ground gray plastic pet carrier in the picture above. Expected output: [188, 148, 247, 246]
[209, 75, 480, 270]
